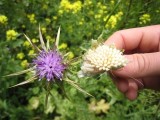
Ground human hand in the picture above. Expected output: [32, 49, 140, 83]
[105, 25, 160, 100]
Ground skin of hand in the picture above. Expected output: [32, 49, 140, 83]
[105, 25, 160, 100]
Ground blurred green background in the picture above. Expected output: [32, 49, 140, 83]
[0, 0, 160, 120]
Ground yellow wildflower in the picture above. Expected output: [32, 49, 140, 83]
[41, 27, 46, 34]
[78, 17, 84, 25]
[17, 52, 25, 60]
[27, 14, 37, 24]
[45, 35, 55, 43]
[28, 50, 35, 56]
[110, 0, 115, 5]
[0, 15, 8, 25]
[84, 0, 92, 6]
[59, 0, 82, 14]
[21, 60, 29, 68]
[6, 30, 18, 41]
[23, 40, 30, 47]
[32, 38, 38, 43]
[116, 11, 123, 18]
[58, 10, 64, 15]
[97, 2, 102, 7]
[139, 13, 151, 25]
[45, 18, 51, 25]
[53, 16, 57, 20]
[79, 21, 83, 25]
[104, 12, 123, 29]
[58, 43, 68, 49]
[95, 14, 102, 19]
[68, 51, 74, 59]
[105, 16, 117, 29]
[46, 35, 52, 41]
[102, 6, 107, 10]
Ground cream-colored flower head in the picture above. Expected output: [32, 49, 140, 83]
[78, 43, 127, 77]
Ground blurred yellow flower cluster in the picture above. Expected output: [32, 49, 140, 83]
[27, 14, 37, 24]
[28, 50, 35, 56]
[17, 52, 25, 60]
[139, 13, 151, 25]
[32, 38, 39, 43]
[110, 0, 115, 5]
[94, 2, 108, 20]
[104, 11, 123, 29]
[23, 40, 30, 47]
[83, 0, 92, 6]
[59, 0, 82, 14]
[16, 52, 28, 68]
[6, 29, 18, 41]
[0, 15, 8, 25]
[58, 43, 68, 49]
[23, 38, 38, 48]
[21, 60, 29, 68]
[89, 99, 110, 114]
[58, 43, 74, 59]
[45, 18, 51, 25]
[68, 51, 74, 59]
[41, 27, 46, 34]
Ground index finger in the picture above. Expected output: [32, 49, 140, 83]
[105, 25, 160, 53]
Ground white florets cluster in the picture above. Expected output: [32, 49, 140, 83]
[78, 44, 127, 77]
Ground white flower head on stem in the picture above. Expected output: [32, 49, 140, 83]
[78, 43, 127, 77]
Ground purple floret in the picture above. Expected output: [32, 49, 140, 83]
[33, 50, 65, 81]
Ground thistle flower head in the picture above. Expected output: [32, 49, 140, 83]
[33, 50, 65, 81]
[78, 44, 127, 77]
[5, 26, 92, 106]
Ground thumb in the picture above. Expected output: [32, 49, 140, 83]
[112, 52, 160, 78]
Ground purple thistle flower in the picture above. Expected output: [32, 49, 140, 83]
[33, 50, 65, 81]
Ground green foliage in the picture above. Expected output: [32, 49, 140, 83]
[0, 0, 160, 120]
